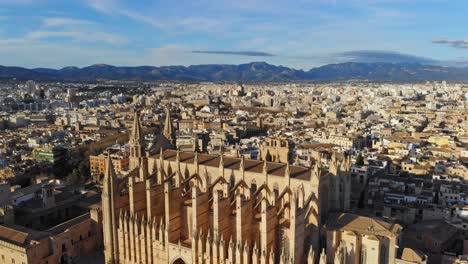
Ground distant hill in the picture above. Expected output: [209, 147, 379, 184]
[1, 62, 468, 81]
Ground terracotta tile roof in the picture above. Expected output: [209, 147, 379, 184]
[326, 213, 401, 237]
[0, 225, 29, 246]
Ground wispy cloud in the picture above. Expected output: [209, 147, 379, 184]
[86, 0, 163, 28]
[85, 0, 223, 32]
[333, 50, 436, 64]
[30, 16, 127, 44]
[192, 50, 275, 57]
[432, 38, 468, 49]
[26, 30, 127, 44]
[0, 16, 128, 46]
[43, 17, 94, 27]
[150, 45, 273, 66]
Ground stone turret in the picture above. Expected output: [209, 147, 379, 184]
[129, 111, 145, 171]
[163, 108, 176, 146]
[103, 154, 119, 263]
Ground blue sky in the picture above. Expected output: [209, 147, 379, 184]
[0, 0, 467, 69]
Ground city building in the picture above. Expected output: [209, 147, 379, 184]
[101, 113, 352, 263]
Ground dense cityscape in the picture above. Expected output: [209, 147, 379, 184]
[0, 78, 466, 264]
[1, 0, 468, 263]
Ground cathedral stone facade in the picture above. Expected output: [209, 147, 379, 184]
[102, 111, 352, 264]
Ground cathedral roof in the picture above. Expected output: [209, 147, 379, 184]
[326, 213, 402, 237]
[151, 149, 318, 181]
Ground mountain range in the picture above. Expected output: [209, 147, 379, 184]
[1, 62, 468, 82]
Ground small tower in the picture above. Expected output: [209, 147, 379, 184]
[129, 110, 144, 171]
[102, 154, 119, 263]
[163, 108, 176, 146]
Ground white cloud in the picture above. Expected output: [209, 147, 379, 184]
[43, 17, 94, 27]
[37, 16, 126, 44]
[0, 15, 128, 47]
[85, 0, 163, 28]
[26, 30, 127, 44]
[85, 0, 224, 33]
[433, 38, 468, 49]
[0, 42, 141, 68]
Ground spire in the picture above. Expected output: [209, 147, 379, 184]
[138, 158, 148, 181]
[102, 153, 118, 263]
[129, 111, 144, 172]
[104, 153, 116, 184]
[269, 250, 275, 264]
[163, 108, 175, 145]
[206, 232, 211, 257]
[194, 152, 199, 175]
[194, 151, 199, 165]
[219, 151, 224, 167]
[159, 148, 164, 164]
[335, 244, 343, 264]
[263, 159, 268, 175]
[330, 152, 339, 176]
[285, 162, 291, 179]
[240, 154, 245, 179]
[307, 247, 315, 264]
[319, 249, 327, 264]
[118, 209, 124, 226]
[130, 110, 143, 148]
[219, 152, 225, 177]
[176, 148, 181, 162]
[156, 148, 165, 184]
[313, 159, 321, 180]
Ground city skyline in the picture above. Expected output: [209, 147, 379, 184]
[0, 0, 467, 69]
